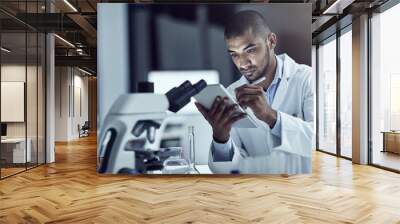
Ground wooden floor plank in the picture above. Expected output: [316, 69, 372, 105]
[1, 135, 400, 223]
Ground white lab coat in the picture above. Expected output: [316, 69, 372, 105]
[208, 54, 314, 174]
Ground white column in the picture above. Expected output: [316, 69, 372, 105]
[46, 33, 55, 163]
[352, 14, 369, 164]
[46, 0, 55, 163]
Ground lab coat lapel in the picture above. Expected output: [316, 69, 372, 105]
[271, 76, 288, 110]
[271, 54, 293, 110]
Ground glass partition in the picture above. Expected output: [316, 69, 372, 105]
[38, 32, 45, 165]
[339, 28, 352, 158]
[27, 30, 38, 169]
[0, 1, 46, 179]
[317, 36, 337, 155]
[1, 30, 28, 177]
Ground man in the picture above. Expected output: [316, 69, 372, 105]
[195, 10, 314, 174]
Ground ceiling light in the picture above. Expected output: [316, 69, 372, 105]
[322, 0, 354, 15]
[78, 67, 93, 76]
[63, 0, 78, 12]
[1, 47, 11, 53]
[54, 34, 75, 48]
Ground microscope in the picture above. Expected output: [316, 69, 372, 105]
[98, 80, 207, 174]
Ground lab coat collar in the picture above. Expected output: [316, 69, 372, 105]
[271, 55, 283, 86]
[271, 54, 296, 109]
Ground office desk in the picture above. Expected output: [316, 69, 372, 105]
[1, 138, 32, 163]
[381, 131, 400, 154]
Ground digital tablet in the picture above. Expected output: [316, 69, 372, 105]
[193, 84, 259, 128]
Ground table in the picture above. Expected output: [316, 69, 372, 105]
[1, 138, 32, 163]
[381, 131, 400, 154]
[151, 165, 212, 174]
[195, 165, 212, 174]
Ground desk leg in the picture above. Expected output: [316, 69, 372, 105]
[382, 133, 386, 153]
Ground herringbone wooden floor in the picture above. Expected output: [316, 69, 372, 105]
[1, 135, 400, 224]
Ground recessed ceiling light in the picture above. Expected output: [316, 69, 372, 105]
[63, 0, 78, 12]
[1, 47, 11, 53]
[322, 0, 354, 15]
[54, 34, 75, 48]
[78, 67, 93, 76]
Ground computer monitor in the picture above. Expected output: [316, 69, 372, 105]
[1, 123, 7, 137]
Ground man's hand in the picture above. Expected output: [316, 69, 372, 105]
[195, 97, 246, 143]
[235, 84, 277, 128]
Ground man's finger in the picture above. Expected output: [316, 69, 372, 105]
[236, 87, 263, 99]
[254, 82, 267, 89]
[195, 103, 210, 120]
[236, 87, 263, 94]
[238, 95, 259, 107]
[226, 113, 247, 126]
[235, 84, 261, 93]
[214, 97, 228, 122]
[234, 85, 247, 94]
[236, 91, 262, 101]
[219, 104, 238, 124]
[209, 96, 222, 117]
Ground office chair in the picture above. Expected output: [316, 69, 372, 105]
[79, 121, 90, 138]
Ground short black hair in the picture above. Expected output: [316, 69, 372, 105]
[224, 10, 271, 39]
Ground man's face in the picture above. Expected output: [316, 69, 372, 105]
[226, 29, 272, 82]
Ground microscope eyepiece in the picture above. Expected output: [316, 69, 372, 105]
[166, 79, 207, 113]
[193, 80, 207, 93]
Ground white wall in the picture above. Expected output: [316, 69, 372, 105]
[55, 67, 68, 141]
[55, 67, 89, 141]
[98, 3, 129, 131]
[1, 64, 46, 163]
[72, 73, 89, 138]
[1, 65, 37, 138]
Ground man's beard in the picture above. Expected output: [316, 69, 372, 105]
[246, 53, 270, 83]
[248, 62, 269, 83]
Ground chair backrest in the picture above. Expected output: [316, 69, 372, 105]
[82, 121, 90, 129]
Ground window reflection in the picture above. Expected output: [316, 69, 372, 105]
[371, 3, 400, 171]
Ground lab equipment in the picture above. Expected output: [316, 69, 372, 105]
[98, 80, 206, 174]
[187, 126, 199, 174]
[162, 147, 190, 174]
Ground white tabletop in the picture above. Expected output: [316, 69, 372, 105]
[150, 164, 212, 174]
[195, 165, 213, 174]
